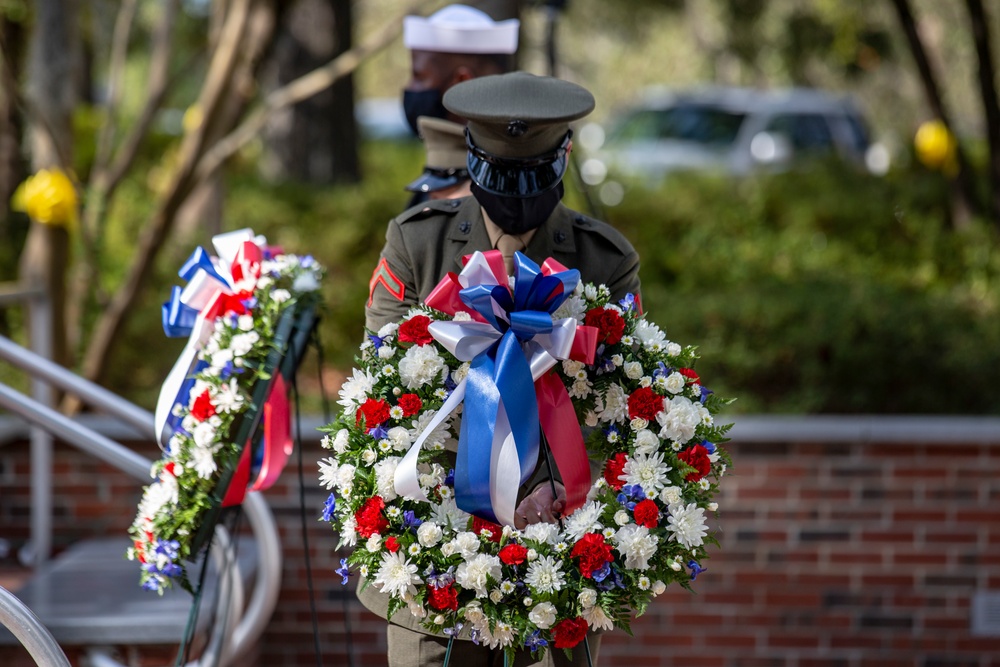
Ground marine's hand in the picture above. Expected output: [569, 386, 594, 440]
[514, 482, 566, 529]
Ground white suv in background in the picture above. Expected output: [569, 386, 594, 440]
[579, 86, 889, 194]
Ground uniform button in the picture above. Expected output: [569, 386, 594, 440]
[554, 231, 566, 243]
[449, 200, 461, 208]
[459, 221, 471, 234]
[575, 215, 587, 224]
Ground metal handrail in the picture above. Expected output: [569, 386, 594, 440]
[0, 585, 71, 667]
[0, 336, 283, 666]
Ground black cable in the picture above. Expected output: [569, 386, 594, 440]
[312, 327, 356, 667]
[294, 371, 325, 667]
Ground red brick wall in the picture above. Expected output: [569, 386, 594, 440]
[2, 428, 1000, 666]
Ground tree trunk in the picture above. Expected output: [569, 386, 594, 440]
[18, 0, 78, 368]
[0, 14, 26, 250]
[965, 0, 1000, 228]
[888, 0, 978, 228]
[261, 0, 359, 184]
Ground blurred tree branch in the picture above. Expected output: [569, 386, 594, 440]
[964, 0, 1000, 229]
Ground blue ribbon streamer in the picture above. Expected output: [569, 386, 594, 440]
[449, 252, 580, 522]
[162, 286, 201, 338]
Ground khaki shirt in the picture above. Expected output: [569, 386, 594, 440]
[366, 196, 641, 332]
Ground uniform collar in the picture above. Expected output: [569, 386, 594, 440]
[447, 197, 578, 271]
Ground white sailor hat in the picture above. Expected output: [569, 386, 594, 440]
[403, 4, 519, 55]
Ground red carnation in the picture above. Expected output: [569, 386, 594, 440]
[628, 386, 664, 421]
[499, 543, 528, 566]
[552, 617, 589, 649]
[472, 516, 502, 543]
[633, 499, 660, 528]
[356, 398, 391, 429]
[385, 536, 400, 553]
[397, 393, 423, 417]
[570, 533, 614, 579]
[603, 453, 628, 490]
[678, 444, 711, 482]
[163, 462, 177, 477]
[584, 307, 626, 346]
[190, 389, 217, 422]
[354, 496, 389, 538]
[427, 583, 459, 611]
[679, 368, 700, 384]
[398, 315, 435, 345]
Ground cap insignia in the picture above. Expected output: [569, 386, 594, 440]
[506, 120, 528, 137]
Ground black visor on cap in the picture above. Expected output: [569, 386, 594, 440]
[465, 130, 572, 198]
[404, 167, 470, 193]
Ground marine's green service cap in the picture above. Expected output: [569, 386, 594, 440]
[443, 72, 595, 197]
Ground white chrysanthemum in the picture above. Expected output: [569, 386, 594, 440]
[340, 515, 357, 547]
[374, 457, 400, 501]
[569, 379, 592, 399]
[659, 485, 683, 507]
[614, 524, 659, 570]
[452, 310, 472, 322]
[377, 322, 399, 338]
[398, 345, 446, 389]
[362, 449, 377, 466]
[666, 342, 682, 357]
[192, 421, 217, 448]
[418, 463, 445, 490]
[452, 531, 481, 559]
[318, 457, 339, 490]
[210, 348, 233, 370]
[634, 320, 666, 349]
[563, 500, 605, 541]
[561, 359, 584, 376]
[229, 331, 260, 357]
[624, 361, 643, 379]
[622, 452, 672, 493]
[271, 288, 291, 303]
[651, 580, 667, 596]
[664, 372, 686, 394]
[338, 368, 376, 410]
[553, 295, 587, 322]
[292, 271, 319, 292]
[213, 378, 244, 413]
[409, 410, 452, 450]
[583, 284, 599, 300]
[430, 498, 470, 531]
[188, 445, 218, 479]
[366, 534, 382, 552]
[386, 426, 411, 452]
[522, 522, 559, 545]
[335, 463, 356, 491]
[417, 522, 443, 547]
[578, 588, 598, 609]
[528, 601, 557, 629]
[235, 313, 254, 331]
[632, 429, 660, 456]
[331, 429, 350, 453]
[595, 384, 628, 424]
[611, 354, 623, 367]
[480, 621, 516, 649]
[614, 509, 631, 526]
[451, 363, 470, 385]
[667, 503, 708, 548]
[139, 477, 178, 518]
[656, 396, 709, 443]
[456, 554, 501, 598]
[378, 345, 396, 359]
[582, 604, 614, 631]
[524, 555, 565, 594]
[373, 551, 422, 598]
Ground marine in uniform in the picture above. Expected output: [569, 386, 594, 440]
[363, 72, 641, 667]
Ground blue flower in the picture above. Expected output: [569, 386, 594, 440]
[444, 374, 457, 391]
[688, 560, 706, 581]
[154, 539, 180, 561]
[592, 561, 612, 583]
[241, 296, 258, 311]
[443, 623, 464, 638]
[300, 255, 315, 268]
[524, 630, 548, 652]
[424, 564, 455, 588]
[367, 333, 384, 350]
[470, 628, 482, 645]
[141, 578, 162, 592]
[618, 293, 637, 313]
[595, 565, 624, 591]
[653, 361, 673, 379]
[336, 558, 350, 585]
[700, 440, 716, 454]
[604, 425, 620, 443]
[368, 424, 388, 440]
[616, 492, 636, 511]
[321, 493, 336, 522]
[403, 510, 423, 531]
[219, 360, 244, 380]
[445, 468, 455, 486]
[699, 386, 714, 405]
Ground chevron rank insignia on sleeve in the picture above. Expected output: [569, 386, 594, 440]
[368, 257, 406, 306]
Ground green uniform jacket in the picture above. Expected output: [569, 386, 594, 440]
[366, 196, 641, 332]
[360, 194, 641, 634]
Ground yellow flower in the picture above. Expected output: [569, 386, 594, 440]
[12, 168, 78, 227]
[182, 104, 203, 134]
[914, 120, 957, 173]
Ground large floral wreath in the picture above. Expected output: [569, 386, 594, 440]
[319, 251, 731, 661]
[128, 230, 324, 594]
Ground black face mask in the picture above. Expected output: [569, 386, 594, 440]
[402, 88, 448, 136]
[471, 182, 564, 235]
